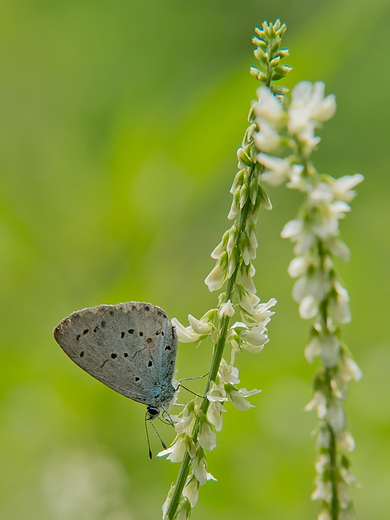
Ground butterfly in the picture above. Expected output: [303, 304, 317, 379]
[53, 301, 178, 425]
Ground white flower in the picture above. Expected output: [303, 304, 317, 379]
[304, 335, 321, 363]
[241, 324, 269, 352]
[300, 125, 321, 150]
[158, 437, 187, 463]
[228, 320, 246, 331]
[339, 355, 362, 382]
[238, 266, 257, 294]
[299, 295, 319, 319]
[329, 281, 351, 324]
[207, 400, 226, 432]
[204, 263, 226, 292]
[206, 472, 217, 482]
[337, 481, 351, 509]
[218, 300, 235, 318]
[188, 315, 212, 335]
[193, 453, 208, 485]
[332, 174, 364, 202]
[310, 84, 336, 122]
[229, 320, 270, 354]
[338, 508, 355, 520]
[280, 220, 314, 250]
[239, 295, 276, 321]
[174, 414, 193, 435]
[305, 391, 327, 418]
[238, 291, 260, 313]
[206, 382, 227, 430]
[177, 505, 190, 520]
[248, 225, 258, 251]
[316, 425, 331, 447]
[320, 333, 340, 368]
[210, 240, 225, 260]
[328, 238, 350, 262]
[226, 226, 237, 253]
[161, 484, 174, 519]
[183, 477, 198, 508]
[311, 212, 339, 241]
[218, 359, 240, 385]
[308, 181, 333, 205]
[330, 375, 345, 400]
[329, 200, 351, 218]
[288, 256, 310, 278]
[227, 248, 238, 278]
[315, 453, 330, 474]
[286, 164, 305, 189]
[254, 120, 280, 152]
[228, 387, 261, 411]
[281, 219, 303, 239]
[327, 399, 345, 432]
[227, 186, 240, 220]
[172, 318, 202, 343]
[288, 81, 336, 135]
[198, 421, 216, 451]
[258, 153, 290, 186]
[311, 480, 332, 502]
[337, 430, 355, 452]
[255, 86, 283, 123]
[318, 509, 332, 520]
[292, 271, 328, 304]
[340, 465, 357, 486]
[287, 82, 336, 153]
[251, 297, 276, 322]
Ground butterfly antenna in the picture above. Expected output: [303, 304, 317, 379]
[149, 418, 167, 450]
[144, 414, 153, 459]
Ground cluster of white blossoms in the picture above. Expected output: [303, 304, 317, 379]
[254, 81, 362, 519]
[160, 293, 276, 517]
[160, 22, 288, 516]
[160, 171, 277, 516]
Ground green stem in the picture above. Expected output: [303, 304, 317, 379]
[166, 174, 254, 519]
[328, 420, 339, 520]
[320, 297, 339, 520]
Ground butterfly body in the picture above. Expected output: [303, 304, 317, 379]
[54, 302, 178, 414]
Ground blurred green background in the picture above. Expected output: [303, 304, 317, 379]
[1, 0, 389, 518]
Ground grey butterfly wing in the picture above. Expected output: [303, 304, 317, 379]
[53, 302, 178, 408]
